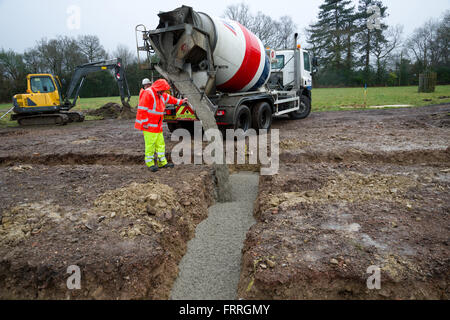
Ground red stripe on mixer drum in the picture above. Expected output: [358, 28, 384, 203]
[217, 23, 261, 92]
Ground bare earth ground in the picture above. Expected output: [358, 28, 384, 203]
[0, 104, 449, 299]
[239, 105, 450, 300]
[0, 122, 216, 299]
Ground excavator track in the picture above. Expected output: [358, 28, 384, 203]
[16, 113, 70, 126]
[61, 111, 85, 123]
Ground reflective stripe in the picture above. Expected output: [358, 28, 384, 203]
[145, 159, 154, 163]
[136, 118, 149, 124]
[157, 152, 165, 156]
[177, 99, 181, 105]
[158, 157, 167, 161]
[143, 123, 158, 128]
[138, 106, 164, 115]
[148, 89, 157, 111]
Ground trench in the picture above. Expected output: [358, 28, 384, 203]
[170, 172, 259, 300]
[157, 68, 232, 202]
[1, 148, 449, 168]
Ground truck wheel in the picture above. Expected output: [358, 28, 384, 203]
[289, 95, 311, 120]
[234, 104, 251, 131]
[252, 101, 272, 130]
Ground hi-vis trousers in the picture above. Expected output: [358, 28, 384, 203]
[143, 131, 168, 167]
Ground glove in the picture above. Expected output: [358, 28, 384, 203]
[180, 98, 188, 105]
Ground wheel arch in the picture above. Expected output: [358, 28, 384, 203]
[301, 87, 312, 101]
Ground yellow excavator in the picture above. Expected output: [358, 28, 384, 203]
[7, 58, 130, 126]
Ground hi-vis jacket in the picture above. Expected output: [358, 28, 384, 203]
[135, 79, 182, 133]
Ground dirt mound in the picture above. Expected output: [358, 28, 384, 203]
[88, 102, 136, 120]
[0, 200, 63, 246]
[94, 181, 181, 238]
[118, 101, 137, 120]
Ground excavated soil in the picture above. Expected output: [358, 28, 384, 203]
[0, 104, 449, 300]
[87, 102, 136, 120]
[0, 161, 215, 299]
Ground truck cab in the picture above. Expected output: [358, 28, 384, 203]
[269, 48, 313, 92]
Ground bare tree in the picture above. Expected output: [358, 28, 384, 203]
[440, 11, 450, 65]
[249, 12, 274, 46]
[372, 25, 403, 80]
[77, 35, 107, 62]
[112, 44, 136, 66]
[62, 36, 87, 73]
[223, 3, 253, 29]
[407, 19, 439, 71]
[32, 36, 87, 77]
[223, 3, 297, 49]
[23, 48, 42, 73]
[35, 38, 65, 76]
[277, 16, 297, 49]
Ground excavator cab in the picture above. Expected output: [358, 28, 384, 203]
[14, 74, 62, 112]
[12, 73, 79, 125]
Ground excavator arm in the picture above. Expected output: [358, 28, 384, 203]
[63, 58, 131, 110]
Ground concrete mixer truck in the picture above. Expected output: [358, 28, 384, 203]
[135, 5, 317, 132]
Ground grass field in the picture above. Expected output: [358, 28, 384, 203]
[312, 85, 450, 112]
[1, 85, 449, 128]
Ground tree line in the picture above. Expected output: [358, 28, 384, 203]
[225, 1, 449, 87]
[0, 35, 149, 103]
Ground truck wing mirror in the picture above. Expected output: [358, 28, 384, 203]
[312, 57, 318, 67]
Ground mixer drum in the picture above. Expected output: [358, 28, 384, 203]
[207, 16, 271, 92]
[150, 6, 271, 93]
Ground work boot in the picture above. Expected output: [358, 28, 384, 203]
[160, 163, 174, 169]
[148, 165, 159, 172]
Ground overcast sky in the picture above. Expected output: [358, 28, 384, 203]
[0, 0, 449, 54]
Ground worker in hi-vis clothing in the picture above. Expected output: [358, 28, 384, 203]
[135, 78, 187, 172]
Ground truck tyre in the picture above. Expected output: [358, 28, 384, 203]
[289, 95, 311, 120]
[252, 101, 272, 130]
[234, 104, 252, 132]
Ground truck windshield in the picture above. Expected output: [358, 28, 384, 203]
[271, 55, 284, 70]
[30, 76, 56, 93]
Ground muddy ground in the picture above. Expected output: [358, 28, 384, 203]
[0, 104, 449, 299]
[239, 104, 450, 300]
